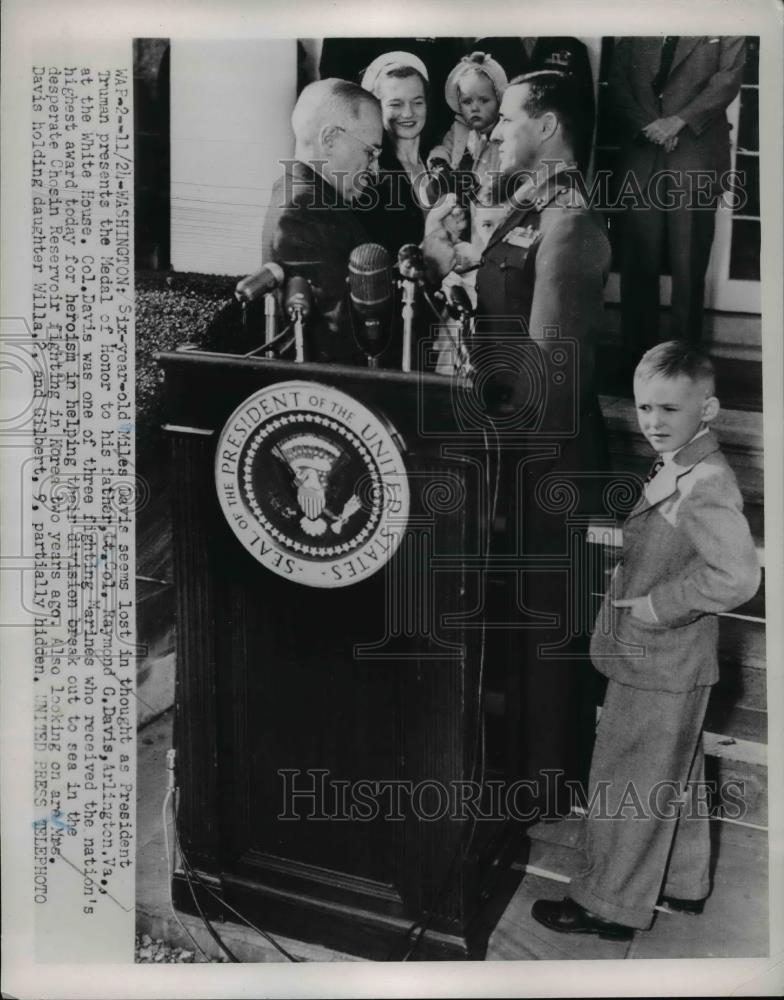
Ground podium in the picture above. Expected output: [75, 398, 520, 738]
[157, 349, 523, 960]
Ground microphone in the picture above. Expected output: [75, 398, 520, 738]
[348, 243, 393, 367]
[284, 276, 313, 362]
[428, 156, 451, 175]
[396, 244, 425, 372]
[234, 262, 285, 304]
[448, 284, 473, 319]
[284, 275, 312, 321]
[236, 263, 286, 357]
[445, 285, 474, 376]
[397, 243, 425, 282]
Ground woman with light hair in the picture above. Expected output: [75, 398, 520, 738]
[359, 51, 439, 255]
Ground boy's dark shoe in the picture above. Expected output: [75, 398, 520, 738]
[660, 894, 706, 915]
[531, 897, 635, 941]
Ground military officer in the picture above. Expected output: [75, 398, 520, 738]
[425, 70, 612, 810]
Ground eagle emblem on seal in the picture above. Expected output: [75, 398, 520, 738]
[271, 434, 361, 537]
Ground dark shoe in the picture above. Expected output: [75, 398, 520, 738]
[660, 894, 706, 915]
[531, 897, 635, 941]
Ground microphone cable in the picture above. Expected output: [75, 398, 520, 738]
[162, 783, 212, 962]
[241, 323, 294, 359]
[390, 424, 502, 962]
[467, 422, 502, 828]
[172, 793, 301, 963]
[164, 762, 300, 962]
[164, 784, 239, 962]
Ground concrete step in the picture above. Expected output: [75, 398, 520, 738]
[704, 749, 767, 828]
[598, 307, 762, 362]
[485, 867, 634, 960]
[596, 349, 763, 414]
[706, 696, 766, 744]
[595, 305, 763, 412]
[718, 616, 766, 672]
[716, 661, 766, 715]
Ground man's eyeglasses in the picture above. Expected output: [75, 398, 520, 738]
[334, 126, 382, 163]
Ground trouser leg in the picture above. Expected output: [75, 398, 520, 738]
[569, 681, 711, 929]
[666, 186, 718, 343]
[619, 169, 666, 357]
[661, 736, 712, 900]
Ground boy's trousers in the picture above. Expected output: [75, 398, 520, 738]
[569, 679, 712, 930]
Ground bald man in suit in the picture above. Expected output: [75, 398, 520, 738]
[608, 36, 746, 352]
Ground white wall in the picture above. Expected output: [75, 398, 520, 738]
[170, 40, 297, 276]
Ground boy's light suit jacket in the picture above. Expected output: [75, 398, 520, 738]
[590, 431, 760, 693]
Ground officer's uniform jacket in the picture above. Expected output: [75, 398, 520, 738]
[590, 430, 760, 692]
[475, 169, 611, 524]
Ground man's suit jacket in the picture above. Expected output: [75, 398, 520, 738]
[475, 170, 611, 531]
[590, 431, 760, 692]
[363, 138, 429, 256]
[261, 158, 435, 370]
[261, 159, 369, 365]
[608, 36, 746, 182]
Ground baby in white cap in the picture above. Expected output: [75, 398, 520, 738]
[428, 51, 507, 188]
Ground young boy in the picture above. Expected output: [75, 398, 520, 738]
[532, 341, 761, 940]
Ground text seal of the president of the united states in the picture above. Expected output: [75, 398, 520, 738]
[215, 381, 410, 587]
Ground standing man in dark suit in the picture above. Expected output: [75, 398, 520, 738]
[608, 36, 746, 352]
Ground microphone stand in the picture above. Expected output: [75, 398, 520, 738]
[444, 287, 475, 378]
[454, 308, 473, 376]
[366, 332, 380, 370]
[242, 324, 294, 359]
[290, 308, 305, 362]
[400, 278, 416, 373]
[264, 292, 277, 358]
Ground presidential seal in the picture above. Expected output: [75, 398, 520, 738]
[215, 381, 410, 587]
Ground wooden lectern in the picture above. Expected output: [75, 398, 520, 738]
[157, 349, 523, 960]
